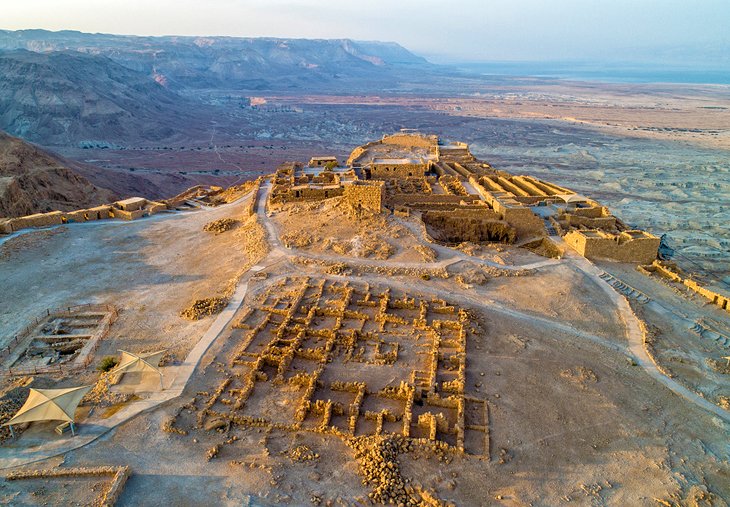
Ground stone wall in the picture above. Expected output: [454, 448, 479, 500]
[370, 161, 428, 179]
[271, 184, 345, 204]
[423, 208, 515, 244]
[387, 193, 480, 208]
[0, 197, 165, 233]
[344, 181, 384, 212]
[501, 207, 547, 239]
[382, 133, 438, 149]
[564, 214, 617, 230]
[644, 260, 729, 313]
[564, 230, 660, 264]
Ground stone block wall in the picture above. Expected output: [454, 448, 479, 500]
[501, 207, 546, 239]
[423, 208, 515, 244]
[564, 230, 660, 264]
[370, 162, 428, 179]
[344, 181, 384, 212]
[382, 133, 438, 149]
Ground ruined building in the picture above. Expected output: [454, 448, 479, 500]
[270, 131, 660, 263]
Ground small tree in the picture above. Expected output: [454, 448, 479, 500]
[324, 160, 338, 171]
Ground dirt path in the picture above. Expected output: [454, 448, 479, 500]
[557, 243, 730, 424]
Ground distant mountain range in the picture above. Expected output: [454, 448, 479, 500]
[0, 30, 430, 91]
[0, 49, 200, 145]
[0, 30, 435, 146]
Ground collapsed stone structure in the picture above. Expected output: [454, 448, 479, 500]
[196, 277, 489, 457]
[271, 131, 660, 262]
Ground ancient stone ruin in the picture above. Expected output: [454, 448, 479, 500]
[195, 276, 489, 457]
[267, 131, 659, 262]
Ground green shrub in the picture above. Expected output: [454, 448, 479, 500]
[97, 356, 118, 372]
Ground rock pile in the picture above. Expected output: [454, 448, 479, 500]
[83, 371, 132, 407]
[0, 378, 33, 442]
[288, 445, 320, 463]
[180, 297, 228, 320]
[203, 218, 238, 233]
[348, 435, 416, 506]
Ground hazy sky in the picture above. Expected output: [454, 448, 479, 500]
[3, 0, 729, 62]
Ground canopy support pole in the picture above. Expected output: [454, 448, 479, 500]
[70, 422, 75, 437]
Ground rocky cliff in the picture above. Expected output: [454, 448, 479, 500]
[0, 131, 116, 217]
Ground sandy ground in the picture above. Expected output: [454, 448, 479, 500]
[46, 264, 730, 506]
[1, 183, 729, 505]
[599, 261, 730, 411]
[0, 193, 256, 366]
[272, 197, 435, 263]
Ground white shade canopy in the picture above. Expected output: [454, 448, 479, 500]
[3, 386, 92, 426]
[111, 350, 165, 378]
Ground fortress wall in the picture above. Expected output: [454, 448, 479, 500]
[110, 208, 145, 221]
[88, 205, 112, 220]
[114, 197, 147, 212]
[565, 214, 617, 229]
[346, 141, 380, 166]
[147, 202, 167, 215]
[273, 185, 345, 204]
[501, 207, 547, 239]
[649, 261, 683, 282]
[63, 209, 90, 222]
[564, 230, 660, 264]
[423, 209, 515, 244]
[512, 195, 552, 205]
[389, 194, 480, 205]
[382, 133, 438, 149]
[645, 261, 729, 312]
[683, 279, 730, 311]
[7, 211, 64, 230]
[370, 162, 428, 179]
[569, 206, 608, 218]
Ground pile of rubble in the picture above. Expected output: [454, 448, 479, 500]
[0, 377, 34, 442]
[347, 435, 417, 506]
[240, 215, 269, 263]
[288, 445, 320, 463]
[180, 297, 228, 320]
[203, 218, 238, 234]
[83, 371, 132, 407]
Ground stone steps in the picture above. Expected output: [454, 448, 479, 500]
[599, 272, 651, 304]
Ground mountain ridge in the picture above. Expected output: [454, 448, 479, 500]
[0, 130, 117, 217]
